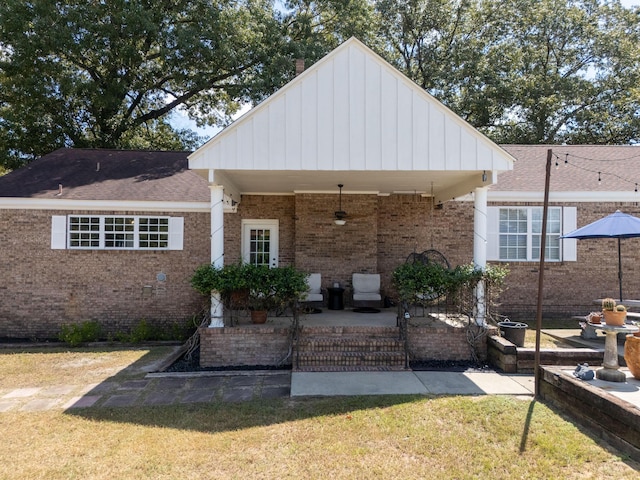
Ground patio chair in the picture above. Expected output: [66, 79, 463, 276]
[352, 273, 382, 308]
[303, 273, 324, 307]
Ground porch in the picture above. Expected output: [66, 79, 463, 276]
[198, 307, 492, 370]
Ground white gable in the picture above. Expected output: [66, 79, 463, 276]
[189, 37, 514, 203]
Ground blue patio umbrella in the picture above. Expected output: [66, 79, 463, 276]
[562, 210, 640, 301]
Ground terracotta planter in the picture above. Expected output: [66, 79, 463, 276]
[603, 310, 626, 326]
[624, 335, 640, 379]
[250, 310, 268, 324]
[588, 312, 601, 324]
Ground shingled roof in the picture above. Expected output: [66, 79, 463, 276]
[0, 148, 209, 202]
[2, 145, 639, 202]
[498, 145, 640, 193]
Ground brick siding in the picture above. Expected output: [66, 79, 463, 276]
[0, 209, 210, 339]
[491, 202, 640, 321]
[4, 195, 639, 341]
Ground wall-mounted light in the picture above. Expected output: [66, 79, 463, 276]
[482, 170, 487, 182]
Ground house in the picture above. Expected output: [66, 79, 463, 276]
[0, 148, 212, 339]
[2, 37, 639, 353]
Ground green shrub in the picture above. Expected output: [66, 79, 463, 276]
[58, 321, 103, 346]
[126, 319, 157, 343]
[392, 261, 509, 318]
[190, 262, 309, 311]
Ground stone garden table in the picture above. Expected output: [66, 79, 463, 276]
[588, 322, 639, 382]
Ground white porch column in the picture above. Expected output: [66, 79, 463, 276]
[473, 187, 488, 326]
[209, 184, 225, 327]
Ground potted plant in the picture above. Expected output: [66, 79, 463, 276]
[245, 265, 310, 323]
[602, 298, 626, 326]
[191, 263, 309, 324]
[244, 264, 275, 323]
[624, 327, 640, 379]
[191, 262, 249, 308]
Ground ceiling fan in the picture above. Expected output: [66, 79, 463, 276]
[334, 184, 347, 225]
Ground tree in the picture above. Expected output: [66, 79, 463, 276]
[0, 0, 284, 168]
[373, 0, 640, 145]
[0, 0, 377, 170]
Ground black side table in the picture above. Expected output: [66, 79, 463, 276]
[327, 287, 345, 310]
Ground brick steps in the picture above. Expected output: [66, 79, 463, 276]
[294, 326, 408, 371]
[294, 365, 407, 372]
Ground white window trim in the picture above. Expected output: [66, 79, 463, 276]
[51, 215, 183, 251]
[487, 206, 577, 262]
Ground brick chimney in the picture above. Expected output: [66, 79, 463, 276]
[295, 59, 305, 76]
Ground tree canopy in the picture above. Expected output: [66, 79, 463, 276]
[1, 0, 639, 170]
[0, 0, 376, 169]
[374, 0, 640, 144]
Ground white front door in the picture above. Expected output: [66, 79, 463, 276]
[241, 219, 279, 268]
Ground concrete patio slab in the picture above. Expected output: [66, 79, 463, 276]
[3, 387, 41, 399]
[461, 372, 534, 395]
[291, 371, 428, 396]
[101, 393, 140, 408]
[21, 398, 61, 412]
[292, 370, 537, 397]
[561, 368, 640, 408]
[41, 385, 77, 396]
[0, 400, 16, 412]
[413, 371, 487, 395]
[412, 371, 534, 395]
[63, 395, 102, 409]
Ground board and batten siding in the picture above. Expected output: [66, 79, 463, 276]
[190, 39, 512, 175]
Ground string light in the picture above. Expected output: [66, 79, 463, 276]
[549, 151, 640, 193]
[555, 159, 559, 170]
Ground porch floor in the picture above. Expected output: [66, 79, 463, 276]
[228, 307, 470, 328]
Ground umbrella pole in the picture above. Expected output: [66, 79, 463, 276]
[618, 238, 623, 301]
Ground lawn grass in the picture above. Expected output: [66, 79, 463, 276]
[523, 330, 575, 349]
[0, 345, 177, 388]
[1, 347, 638, 479]
[1, 396, 638, 479]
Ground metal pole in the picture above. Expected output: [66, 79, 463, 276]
[618, 238, 623, 301]
[535, 149, 552, 398]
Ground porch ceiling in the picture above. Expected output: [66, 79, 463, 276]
[211, 168, 492, 202]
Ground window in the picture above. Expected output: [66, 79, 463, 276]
[498, 207, 562, 261]
[52, 215, 182, 250]
[487, 206, 576, 262]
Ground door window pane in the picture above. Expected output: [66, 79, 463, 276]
[249, 229, 270, 266]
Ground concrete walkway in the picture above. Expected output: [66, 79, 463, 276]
[291, 370, 535, 397]
[0, 369, 536, 413]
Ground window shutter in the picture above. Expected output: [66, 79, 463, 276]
[486, 207, 499, 261]
[562, 206, 577, 261]
[168, 217, 184, 250]
[51, 216, 67, 249]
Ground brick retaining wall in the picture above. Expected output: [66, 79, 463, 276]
[199, 326, 293, 368]
[199, 323, 489, 368]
